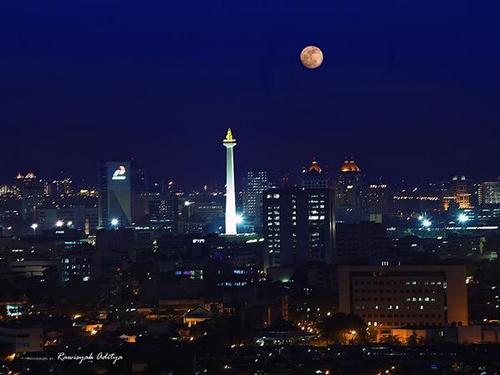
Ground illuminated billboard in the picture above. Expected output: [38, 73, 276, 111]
[107, 161, 132, 226]
[112, 165, 127, 181]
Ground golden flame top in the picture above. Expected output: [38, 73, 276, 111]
[224, 128, 236, 143]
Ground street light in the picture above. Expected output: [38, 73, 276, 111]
[30, 223, 38, 234]
[458, 213, 469, 224]
[55, 220, 64, 228]
[111, 218, 119, 228]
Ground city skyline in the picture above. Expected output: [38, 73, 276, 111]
[3, 152, 500, 190]
[2, 1, 500, 371]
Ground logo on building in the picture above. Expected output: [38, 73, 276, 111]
[112, 166, 127, 181]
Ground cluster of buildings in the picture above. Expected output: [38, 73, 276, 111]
[0, 129, 499, 373]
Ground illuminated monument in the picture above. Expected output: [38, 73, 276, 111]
[223, 128, 237, 235]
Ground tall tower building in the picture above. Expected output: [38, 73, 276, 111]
[97, 161, 147, 228]
[301, 160, 329, 189]
[335, 159, 363, 223]
[263, 187, 335, 271]
[223, 128, 237, 235]
[243, 170, 270, 231]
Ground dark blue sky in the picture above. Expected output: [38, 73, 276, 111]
[1, 0, 499, 187]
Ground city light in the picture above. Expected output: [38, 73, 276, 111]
[236, 214, 244, 225]
[422, 219, 432, 228]
[30, 223, 38, 233]
[67, 221, 73, 227]
[458, 213, 469, 223]
[111, 218, 119, 227]
[55, 220, 64, 227]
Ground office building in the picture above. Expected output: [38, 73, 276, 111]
[97, 161, 147, 228]
[338, 265, 468, 328]
[301, 160, 329, 189]
[263, 187, 335, 271]
[243, 170, 270, 230]
[37, 206, 98, 233]
[335, 159, 363, 223]
[0, 324, 43, 353]
[15, 172, 45, 220]
[364, 183, 390, 218]
[223, 128, 237, 235]
[61, 243, 93, 284]
[335, 221, 390, 264]
[478, 181, 500, 205]
[147, 192, 179, 232]
[443, 176, 471, 210]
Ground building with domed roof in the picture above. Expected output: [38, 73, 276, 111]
[301, 159, 329, 189]
[340, 160, 361, 173]
[335, 159, 364, 223]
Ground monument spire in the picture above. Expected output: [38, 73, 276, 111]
[223, 128, 237, 235]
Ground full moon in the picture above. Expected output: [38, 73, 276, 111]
[300, 45, 324, 69]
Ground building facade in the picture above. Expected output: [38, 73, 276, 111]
[335, 160, 363, 223]
[263, 187, 335, 271]
[479, 181, 500, 205]
[243, 170, 270, 231]
[98, 161, 147, 228]
[338, 265, 468, 329]
[301, 160, 329, 189]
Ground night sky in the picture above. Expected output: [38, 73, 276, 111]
[1, 1, 500, 187]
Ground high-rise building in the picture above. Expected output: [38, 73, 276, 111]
[364, 183, 390, 215]
[15, 172, 45, 220]
[335, 159, 363, 223]
[478, 181, 500, 205]
[338, 265, 468, 328]
[301, 160, 329, 189]
[97, 161, 147, 228]
[243, 170, 270, 230]
[335, 221, 390, 264]
[263, 187, 335, 271]
[147, 192, 179, 232]
[443, 176, 471, 210]
[223, 129, 237, 235]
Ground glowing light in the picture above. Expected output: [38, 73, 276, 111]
[112, 165, 126, 180]
[55, 220, 64, 228]
[66, 221, 73, 227]
[111, 218, 119, 227]
[422, 219, 432, 228]
[30, 223, 38, 230]
[236, 214, 244, 225]
[458, 213, 469, 223]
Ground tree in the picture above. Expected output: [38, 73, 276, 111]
[319, 313, 367, 344]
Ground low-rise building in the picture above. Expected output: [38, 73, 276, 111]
[338, 265, 468, 329]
